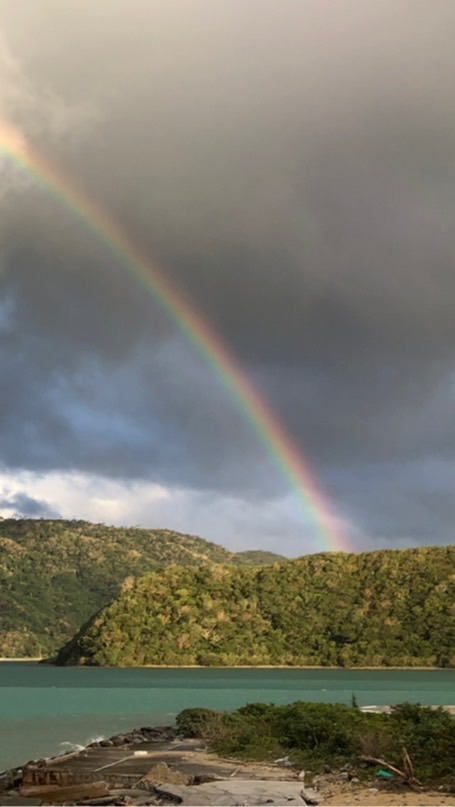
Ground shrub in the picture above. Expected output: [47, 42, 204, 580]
[237, 702, 278, 719]
[176, 707, 220, 737]
[177, 701, 455, 784]
[276, 702, 362, 756]
[389, 703, 455, 779]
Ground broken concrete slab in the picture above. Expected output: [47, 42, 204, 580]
[155, 779, 308, 806]
[108, 792, 160, 806]
[19, 779, 110, 803]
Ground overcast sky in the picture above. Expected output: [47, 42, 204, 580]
[1, 0, 455, 556]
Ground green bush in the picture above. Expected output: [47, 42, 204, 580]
[389, 703, 455, 779]
[276, 702, 359, 752]
[237, 702, 278, 719]
[175, 707, 220, 737]
[176, 701, 455, 784]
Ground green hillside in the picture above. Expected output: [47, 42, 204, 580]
[0, 518, 285, 657]
[55, 544, 455, 668]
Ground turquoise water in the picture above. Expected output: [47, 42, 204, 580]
[1, 663, 454, 770]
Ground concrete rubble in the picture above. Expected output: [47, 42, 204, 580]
[0, 726, 326, 806]
[3, 721, 454, 806]
[151, 779, 316, 805]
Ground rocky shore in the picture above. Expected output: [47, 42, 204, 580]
[2, 722, 455, 807]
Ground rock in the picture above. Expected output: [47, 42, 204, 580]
[300, 787, 320, 805]
[111, 733, 128, 745]
[193, 774, 219, 785]
[350, 777, 360, 784]
[155, 779, 308, 806]
[323, 764, 331, 774]
[139, 726, 176, 742]
[273, 755, 292, 767]
[139, 762, 192, 786]
[0, 767, 22, 793]
[108, 787, 160, 804]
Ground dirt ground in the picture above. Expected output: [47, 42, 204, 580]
[163, 748, 455, 806]
[321, 782, 455, 805]
[188, 753, 455, 805]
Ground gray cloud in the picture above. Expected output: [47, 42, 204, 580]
[1, 0, 455, 549]
[0, 491, 60, 518]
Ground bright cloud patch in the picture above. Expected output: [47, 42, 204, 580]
[0, 468, 361, 556]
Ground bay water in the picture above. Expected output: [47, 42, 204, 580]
[1, 662, 454, 771]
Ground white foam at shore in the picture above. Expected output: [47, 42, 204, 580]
[58, 735, 105, 754]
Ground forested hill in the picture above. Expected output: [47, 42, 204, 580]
[55, 544, 455, 668]
[0, 518, 285, 657]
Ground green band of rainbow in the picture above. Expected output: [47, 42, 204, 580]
[0, 120, 349, 552]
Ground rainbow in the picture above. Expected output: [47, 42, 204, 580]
[0, 119, 350, 552]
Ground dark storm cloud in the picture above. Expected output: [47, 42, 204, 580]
[0, 491, 60, 518]
[1, 0, 455, 545]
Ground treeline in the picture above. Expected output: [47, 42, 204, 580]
[55, 544, 455, 667]
[0, 518, 284, 657]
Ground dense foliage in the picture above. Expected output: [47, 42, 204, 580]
[56, 544, 455, 667]
[175, 701, 455, 784]
[0, 518, 284, 657]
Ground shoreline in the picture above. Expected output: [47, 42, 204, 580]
[1, 658, 454, 670]
[138, 664, 455, 670]
[3, 719, 455, 807]
[0, 657, 43, 661]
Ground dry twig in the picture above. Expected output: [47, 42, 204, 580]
[360, 751, 422, 791]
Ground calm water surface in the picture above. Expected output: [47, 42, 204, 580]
[1, 662, 454, 770]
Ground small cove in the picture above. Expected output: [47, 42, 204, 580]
[1, 662, 454, 770]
